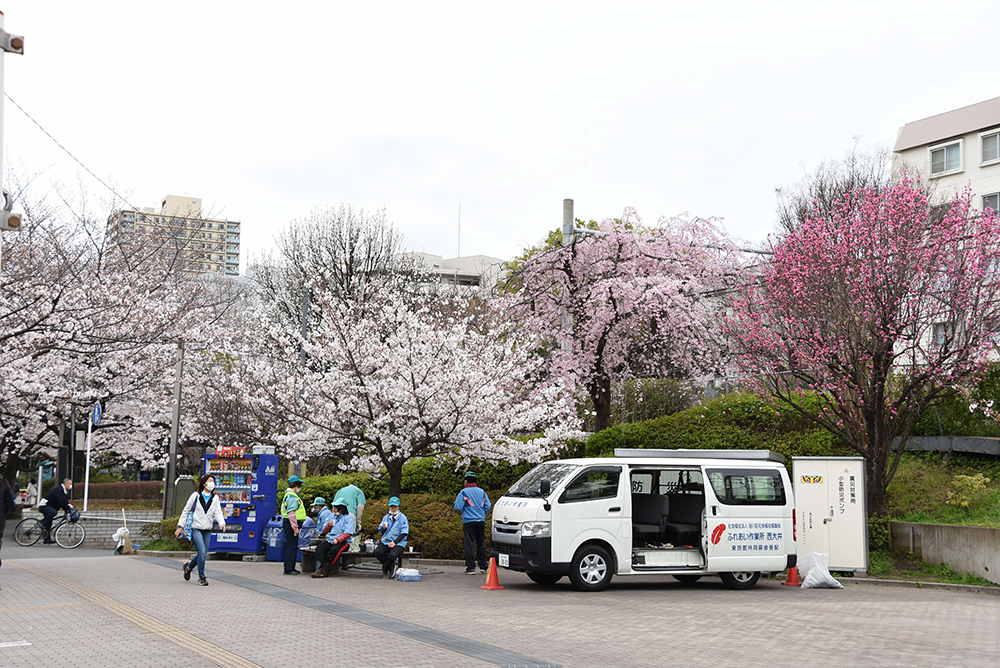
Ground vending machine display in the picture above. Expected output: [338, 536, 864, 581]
[204, 449, 279, 553]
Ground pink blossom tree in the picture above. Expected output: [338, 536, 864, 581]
[508, 211, 734, 432]
[241, 284, 581, 496]
[725, 180, 1000, 514]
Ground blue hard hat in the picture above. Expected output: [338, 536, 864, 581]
[388, 496, 401, 507]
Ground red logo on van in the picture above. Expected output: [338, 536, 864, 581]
[711, 523, 726, 545]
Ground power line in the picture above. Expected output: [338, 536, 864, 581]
[4, 92, 138, 211]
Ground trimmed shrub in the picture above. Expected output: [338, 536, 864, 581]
[586, 392, 850, 463]
[86, 481, 162, 500]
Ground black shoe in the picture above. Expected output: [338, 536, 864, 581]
[198, 577, 208, 586]
[465, 568, 476, 575]
[283, 569, 300, 575]
[183, 563, 192, 581]
[43, 539, 55, 544]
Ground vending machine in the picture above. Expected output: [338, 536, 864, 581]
[203, 446, 279, 553]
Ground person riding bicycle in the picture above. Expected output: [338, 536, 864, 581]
[39, 478, 74, 544]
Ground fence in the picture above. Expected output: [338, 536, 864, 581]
[890, 521, 1000, 585]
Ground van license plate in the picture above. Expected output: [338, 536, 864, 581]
[499, 553, 509, 568]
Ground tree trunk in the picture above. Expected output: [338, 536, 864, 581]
[865, 450, 889, 518]
[3, 445, 21, 486]
[386, 459, 404, 498]
[591, 375, 613, 433]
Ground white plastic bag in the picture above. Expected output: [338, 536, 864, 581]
[798, 551, 844, 589]
[395, 568, 421, 582]
[111, 527, 129, 550]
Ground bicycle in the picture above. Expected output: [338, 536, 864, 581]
[14, 508, 86, 549]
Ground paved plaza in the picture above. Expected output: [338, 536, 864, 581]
[1, 537, 998, 667]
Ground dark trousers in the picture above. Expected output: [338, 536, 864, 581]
[39, 505, 59, 540]
[0, 516, 6, 559]
[373, 543, 404, 575]
[282, 518, 299, 572]
[315, 540, 349, 576]
[463, 521, 488, 571]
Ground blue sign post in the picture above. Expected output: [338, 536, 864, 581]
[83, 402, 101, 512]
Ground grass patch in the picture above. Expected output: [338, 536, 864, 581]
[141, 537, 192, 552]
[865, 550, 998, 587]
[885, 453, 1000, 528]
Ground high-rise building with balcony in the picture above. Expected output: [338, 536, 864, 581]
[107, 195, 241, 276]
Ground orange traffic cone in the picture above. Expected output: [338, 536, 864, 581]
[480, 557, 504, 590]
[782, 566, 802, 587]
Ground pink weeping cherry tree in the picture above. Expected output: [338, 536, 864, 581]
[725, 179, 1000, 515]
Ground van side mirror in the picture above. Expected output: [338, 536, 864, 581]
[540, 479, 551, 496]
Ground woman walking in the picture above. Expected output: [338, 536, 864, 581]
[175, 474, 226, 586]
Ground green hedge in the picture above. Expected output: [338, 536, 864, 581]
[586, 392, 850, 463]
[86, 481, 162, 500]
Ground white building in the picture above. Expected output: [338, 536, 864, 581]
[894, 96, 1000, 213]
[407, 252, 505, 291]
[107, 195, 241, 276]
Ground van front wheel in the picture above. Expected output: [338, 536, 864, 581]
[569, 545, 614, 592]
[720, 571, 760, 590]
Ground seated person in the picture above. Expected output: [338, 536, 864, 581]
[373, 496, 409, 579]
[311, 497, 355, 578]
[311, 497, 333, 536]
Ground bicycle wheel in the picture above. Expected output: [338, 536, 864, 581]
[55, 521, 86, 549]
[14, 518, 43, 546]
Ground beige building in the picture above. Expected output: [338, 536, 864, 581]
[407, 252, 505, 291]
[108, 195, 241, 276]
[894, 96, 1000, 213]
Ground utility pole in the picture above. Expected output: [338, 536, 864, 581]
[561, 198, 574, 247]
[163, 339, 185, 519]
[0, 12, 24, 273]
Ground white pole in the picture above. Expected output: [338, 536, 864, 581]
[36, 462, 42, 506]
[1, 11, 6, 278]
[83, 415, 93, 512]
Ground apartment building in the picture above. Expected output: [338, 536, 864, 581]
[894, 96, 1000, 212]
[407, 252, 505, 291]
[107, 195, 241, 276]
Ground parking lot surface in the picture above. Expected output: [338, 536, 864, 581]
[1, 544, 997, 667]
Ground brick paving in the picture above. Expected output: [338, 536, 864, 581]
[2, 545, 998, 667]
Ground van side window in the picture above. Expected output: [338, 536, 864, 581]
[706, 468, 785, 506]
[560, 467, 622, 502]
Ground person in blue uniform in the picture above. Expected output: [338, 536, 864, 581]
[374, 496, 409, 579]
[454, 472, 491, 574]
[311, 497, 333, 534]
[312, 498, 355, 578]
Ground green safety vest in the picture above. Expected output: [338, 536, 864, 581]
[282, 489, 307, 521]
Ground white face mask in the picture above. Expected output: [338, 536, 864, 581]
[389, 508, 399, 516]
[205, 481, 215, 492]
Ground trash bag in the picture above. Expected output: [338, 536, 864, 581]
[798, 551, 844, 589]
[112, 527, 130, 554]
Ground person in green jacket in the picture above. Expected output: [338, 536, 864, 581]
[281, 476, 307, 575]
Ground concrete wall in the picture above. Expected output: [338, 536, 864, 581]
[898, 436, 1000, 456]
[891, 521, 1000, 585]
[19, 510, 163, 550]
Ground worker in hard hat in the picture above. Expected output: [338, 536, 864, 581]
[311, 497, 332, 534]
[374, 496, 409, 579]
[312, 497, 355, 578]
[281, 476, 307, 575]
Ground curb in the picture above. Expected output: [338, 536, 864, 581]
[136, 550, 196, 558]
[841, 576, 1000, 595]
[408, 558, 468, 567]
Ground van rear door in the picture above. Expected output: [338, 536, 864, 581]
[703, 466, 790, 573]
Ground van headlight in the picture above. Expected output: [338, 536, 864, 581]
[520, 521, 551, 537]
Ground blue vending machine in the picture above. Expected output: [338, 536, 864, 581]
[204, 447, 279, 553]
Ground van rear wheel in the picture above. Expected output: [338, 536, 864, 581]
[720, 571, 760, 590]
[671, 574, 702, 583]
[527, 572, 562, 585]
[569, 545, 614, 592]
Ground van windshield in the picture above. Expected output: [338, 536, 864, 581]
[507, 462, 580, 497]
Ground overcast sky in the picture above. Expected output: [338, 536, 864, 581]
[3, 1, 998, 266]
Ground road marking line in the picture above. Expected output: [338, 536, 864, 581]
[0, 641, 32, 649]
[11, 563, 262, 668]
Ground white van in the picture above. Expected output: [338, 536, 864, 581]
[490, 449, 796, 591]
